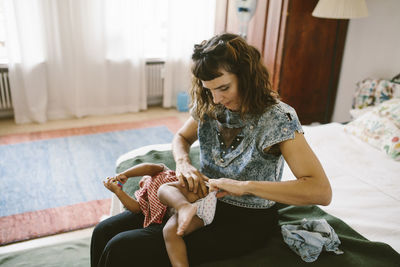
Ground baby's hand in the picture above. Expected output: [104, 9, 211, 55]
[115, 174, 128, 184]
[103, 177, 123, 193]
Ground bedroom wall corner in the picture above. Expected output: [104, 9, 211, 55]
[332, 0, 400, 123]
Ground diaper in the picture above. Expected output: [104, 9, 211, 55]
[195, 191, 217, 226]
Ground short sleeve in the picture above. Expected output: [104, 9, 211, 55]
[258, 102, 303, 150]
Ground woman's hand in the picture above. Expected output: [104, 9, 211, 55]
[208, 178, 247, 198]
[176, 162, 208, 198]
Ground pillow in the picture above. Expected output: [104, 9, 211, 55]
[375, 98, 400, 128]
[349, 106, 374, 120]
[352, 78, 400, 110]
[345, 103, 400, 161]
[374, 79, 399, 105]
[352, 79, 380, 109]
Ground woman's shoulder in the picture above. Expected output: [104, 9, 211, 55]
[260, 100, 299, 122]
[255, 101, 303, 147]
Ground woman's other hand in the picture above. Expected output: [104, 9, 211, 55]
[172, 117, 206, 196]
[176, 162, 208, 198]
[208, 178, 246, 198]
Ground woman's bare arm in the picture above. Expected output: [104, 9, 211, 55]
[172, 117, 208, 197]
[209, 132, 332, 206]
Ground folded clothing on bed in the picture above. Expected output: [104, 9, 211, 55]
[281, 218, 343, 262]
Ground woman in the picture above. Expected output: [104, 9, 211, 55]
[170, 33, 331, 264]
[90, 33, 331, 266]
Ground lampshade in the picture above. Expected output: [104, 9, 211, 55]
[312, 0, 368, 19]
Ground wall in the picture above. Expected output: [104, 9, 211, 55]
[332, 0, 400, 122]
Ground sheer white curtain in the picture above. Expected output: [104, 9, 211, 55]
[3, 0, 215, 124]
[3, 0, 147, 123]
[163, 0, 216, 108]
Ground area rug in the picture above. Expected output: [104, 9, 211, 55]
[0, 116, 182, 245]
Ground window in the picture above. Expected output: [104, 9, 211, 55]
[142, 0, 168, 59]
[0, 0, 7, 65]
[104, 0, 169, 61]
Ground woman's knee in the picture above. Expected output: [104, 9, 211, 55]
[93, 218, 107, 232]
[91, 222, 107, 245]
[98, 233, 139, 266]
[92, 217, 114, 239]
[93, 211, 143, 239]
[101, 228, 169, 266]
[105, 232, 135, 253]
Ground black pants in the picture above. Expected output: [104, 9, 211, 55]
[90, 200, 279, 267]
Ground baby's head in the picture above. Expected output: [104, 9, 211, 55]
[139, 175, 151, 188]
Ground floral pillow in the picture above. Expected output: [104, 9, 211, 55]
[345, 101, 400, 161]
[375, 98, 400, 128]
[352, 78, 400, 110]
[349, 106, 374, 120]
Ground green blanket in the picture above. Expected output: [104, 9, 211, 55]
[1, 148, 399, 267]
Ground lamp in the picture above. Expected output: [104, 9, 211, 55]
[312, 0, 368, 19]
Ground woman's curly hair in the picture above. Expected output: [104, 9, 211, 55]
[190, 33, 278, 120]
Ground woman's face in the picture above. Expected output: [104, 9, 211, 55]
[201, 69, 241, 111]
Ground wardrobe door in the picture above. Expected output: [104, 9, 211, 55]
[275, 0, 348, 124]
[263, 0, 289, 94]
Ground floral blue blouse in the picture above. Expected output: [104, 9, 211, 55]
[195, 101, 303, 209]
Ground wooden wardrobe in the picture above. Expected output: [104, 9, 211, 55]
[215, 0, 348, 124]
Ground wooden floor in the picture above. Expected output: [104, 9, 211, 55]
[0, 107, 189, 136]
[0, 107, 189, 254]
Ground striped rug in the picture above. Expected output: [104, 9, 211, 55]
[0, 117, 182, 245]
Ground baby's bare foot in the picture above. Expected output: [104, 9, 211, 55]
[177, 203, 197, 236]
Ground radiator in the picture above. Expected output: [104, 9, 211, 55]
[146, 60, 164, 106]
[0, 67, 13, 117]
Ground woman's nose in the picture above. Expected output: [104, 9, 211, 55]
[211, 91, 222, 104]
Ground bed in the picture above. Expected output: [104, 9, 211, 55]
[283, 122, 400, 253]
[111, 99, 400, 266]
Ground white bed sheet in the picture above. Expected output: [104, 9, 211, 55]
[112, 123, 400, 252]
[282, 123, 400, 253]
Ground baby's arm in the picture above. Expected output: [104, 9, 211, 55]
[115, 163, 165, 183]
[103, 162, 165, 213]
[103, 178, 141, 213]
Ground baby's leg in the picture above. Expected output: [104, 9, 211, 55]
[163, 214, 191, 267]
[158, 182, 202, 235]
[181, 214, 204, 235]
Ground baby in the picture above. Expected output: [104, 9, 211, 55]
[103, 162, 217, 267]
